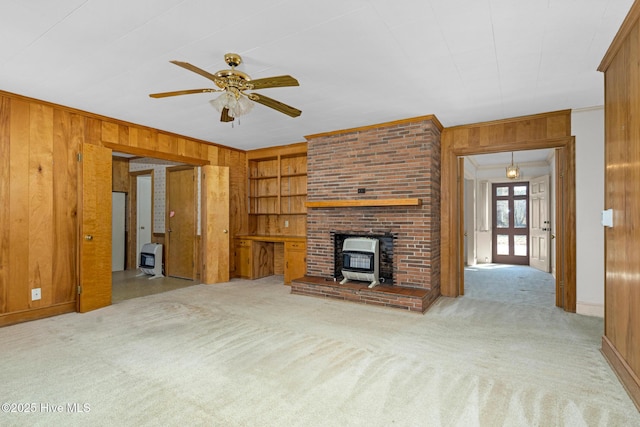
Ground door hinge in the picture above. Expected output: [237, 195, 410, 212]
[77, 285, 82, 295]
[77, 153, 82, 162]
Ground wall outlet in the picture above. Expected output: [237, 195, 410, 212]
[284, 220, 289, 227]
[31, 288, 41, 301]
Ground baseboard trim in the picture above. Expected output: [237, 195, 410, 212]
[0, 302, 76, 327]
[576, 302, 604, 318]
[601, 335, 640, 410]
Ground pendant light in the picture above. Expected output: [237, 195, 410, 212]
[506, 152, 520, 179]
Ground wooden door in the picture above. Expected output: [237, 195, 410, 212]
[166, 167, 196, 280]
[78, 143, 112, 312]
[201, 165, 230, 283]
[529, 175, 551, 272]
[492, 182, 530, 265]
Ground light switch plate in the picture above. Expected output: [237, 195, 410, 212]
[601, 209, 613, 228]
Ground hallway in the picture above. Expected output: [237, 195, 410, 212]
[464, 263, 555, 309]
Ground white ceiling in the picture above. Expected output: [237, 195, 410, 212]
[0, 0, 632, 151]
[470, 148, 554, 168]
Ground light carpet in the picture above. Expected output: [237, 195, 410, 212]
[0, 270, 638, 426]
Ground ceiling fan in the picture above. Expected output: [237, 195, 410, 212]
[149, 53, 301, 122]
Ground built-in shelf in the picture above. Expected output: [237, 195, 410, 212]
[246, 145, 308, 236]
[305, 198, 422, 208]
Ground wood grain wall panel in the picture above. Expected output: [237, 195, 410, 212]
[117, 123, 129, 147]
[28, 103, 54, 308]
[8, 99, 30, 312]
[445, 111, 572, 152]
[112, 157, 130, 192]
[181, 138, 196, 158]
[101, 121, 119, 144]
[52, 109, 79, 305]
[185, 138, 201, 158]
[137, 128, 157, 151]
[84, 117, 102, 146]
[127, 127, 140, 148]
[0, 97, 10, 314]
[157, 133, 174, 154]
[600, 6, 640, 406]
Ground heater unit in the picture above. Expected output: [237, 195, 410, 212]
[340, 237, 380, 288]
[139, 243, 164, 279]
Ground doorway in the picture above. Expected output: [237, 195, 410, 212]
[128, 169, 154, 271]
[111, 192, 126, 272]
[136, 174, 152, 266]
[440, 113, 576, 312]
[461, 153, 555, 307]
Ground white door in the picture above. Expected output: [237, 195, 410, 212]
[529, 175, 551, 272]
[136, 175, 152, 266]
[111, 192, 126, 271]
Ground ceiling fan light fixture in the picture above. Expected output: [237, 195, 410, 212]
[506, 152, 520, 179]
[209, 91, 254, 118]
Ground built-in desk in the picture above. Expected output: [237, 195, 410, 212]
[234, 235, 306, 285]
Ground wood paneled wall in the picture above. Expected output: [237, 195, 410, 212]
[598, 0, 640, 409]
[441, 110, 575, 310]
[112, 157, 129, 192]
[0, 90, 246, 326]
[0, 97, 81, 323]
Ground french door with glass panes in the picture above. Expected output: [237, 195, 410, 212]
[492, 182, 529, 265]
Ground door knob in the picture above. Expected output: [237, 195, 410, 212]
[84, 235, 93, 241]
[223, 229, 228, 234]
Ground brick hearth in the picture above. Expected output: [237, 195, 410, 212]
[291, 276, 437, 313]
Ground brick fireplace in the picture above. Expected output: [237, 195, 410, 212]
[291, 115, 442, 312]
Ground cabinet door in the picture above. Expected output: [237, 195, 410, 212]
[235, 240, 252, 279]
[284, 241, 306, 285]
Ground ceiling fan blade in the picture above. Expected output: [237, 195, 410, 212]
[170, 60, 219, 82]
[149, 88, 215, 98]
[220, 107, 235, 122]
[249, 75, 299, 90]
[249, 93, 301, 118]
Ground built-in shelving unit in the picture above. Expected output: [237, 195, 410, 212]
[247, 143, 307, 236]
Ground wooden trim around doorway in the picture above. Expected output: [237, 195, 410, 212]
[440, 110, 576, 312]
